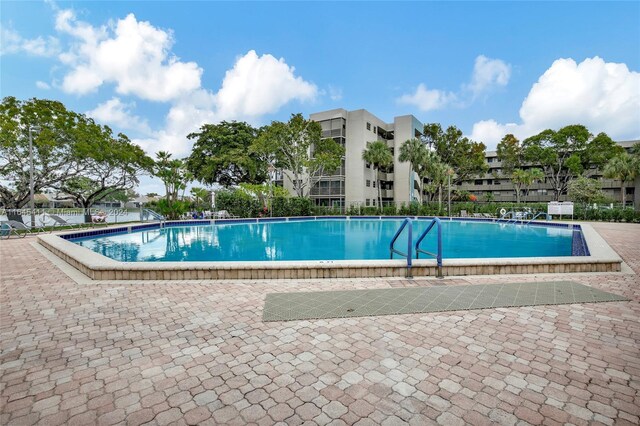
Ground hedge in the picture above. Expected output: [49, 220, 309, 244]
[214, 190, 640, 223]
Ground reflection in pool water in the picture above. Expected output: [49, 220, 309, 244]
[72, 219, 576, 262]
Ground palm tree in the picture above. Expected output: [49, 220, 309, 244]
[416, 150, 438, 202]
[603, 153, 640, 206]
[362, 141, 394, 209]
[511, 168, 545, 203]
[423, 158, 451, 211]
[399, 138, 427, 203]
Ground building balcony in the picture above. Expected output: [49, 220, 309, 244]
[310, 188, 345, 196]
[378, 171, 394, 181]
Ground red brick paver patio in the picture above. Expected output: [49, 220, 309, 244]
[1, 222, 639, 425]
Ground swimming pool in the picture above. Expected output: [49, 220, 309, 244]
[39, 217, 620, 280]
[70, 218, 578, 262]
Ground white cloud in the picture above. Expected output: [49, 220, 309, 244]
[328, 85, 343, 101]
[55, 10, 202, 101]
[132, 90, 218, 155]
[35, 80, 51, 90]
[467, 55, 511, 97]
[397, 83, 457, 112]
[28, 7, 319, 156]
[0, 27, 60, 57]
[398, 55, 511, 111]
[214, 50, 317, 120]
[87, 97, 152, 135]
[132, 50, 318, 156]
[470, 57, 640, 149]
[469, 120, 521, 150]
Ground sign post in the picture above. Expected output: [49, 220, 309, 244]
[547, 201, 574, 221]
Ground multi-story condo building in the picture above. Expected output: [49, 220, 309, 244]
[278, 107, 638, 210]
[457, 140, 639, 207]
[280, 108, 424, 209]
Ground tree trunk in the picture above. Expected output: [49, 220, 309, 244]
[438, 188, 442, 210]
[621, 182, 625, 206]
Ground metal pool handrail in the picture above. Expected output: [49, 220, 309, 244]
[525, 212, 550, 224]
[415, 217, 443, 278]
[140, 208, 165, 222]
[390, 218, 413, 278]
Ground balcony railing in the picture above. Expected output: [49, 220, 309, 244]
[310, 187, 345, 196]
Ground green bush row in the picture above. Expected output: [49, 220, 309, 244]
[214, 189, 640, 222]
[215, 190, 263, 218]
[575, 207, 640, 223]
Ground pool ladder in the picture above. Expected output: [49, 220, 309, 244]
[525, 212, 550, 224]
[390, 218, 443, 279]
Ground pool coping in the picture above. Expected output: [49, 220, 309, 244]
[37, 217, 623, 280]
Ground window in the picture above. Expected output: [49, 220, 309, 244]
[366, 122, 371, 131]
[373, 126, 377, 134]
[366, 180, 371, 187]
[474, 180, 483, 186]
[366, 199, 370, 206]
[373, 199, 376, 206]
[373, 181, 376, 188]
[366, 162, 371, 169]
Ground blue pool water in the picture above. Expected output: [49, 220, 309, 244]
[72, 219, 576, 262]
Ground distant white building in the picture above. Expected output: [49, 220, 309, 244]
[278, 108, 424, 209]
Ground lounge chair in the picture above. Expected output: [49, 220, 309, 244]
[0, 220, 45, 239]
[44, 213, 83, 231]
[1, 222, 25, 239]
[214, 210, 238, 219]
[91, 212, 108, 224]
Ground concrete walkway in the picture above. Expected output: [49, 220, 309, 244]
[1, 222, 639, 425]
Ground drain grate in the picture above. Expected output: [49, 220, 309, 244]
[262, 281, 627, 322]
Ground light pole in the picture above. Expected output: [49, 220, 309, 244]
[268, 163, 275, 217]
[447, 168, 454, 218]
[28, 125, 40, 228]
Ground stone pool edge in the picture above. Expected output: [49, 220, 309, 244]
[37, 220, 622, 280]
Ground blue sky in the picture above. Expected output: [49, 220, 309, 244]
[2, 1, 639, 193]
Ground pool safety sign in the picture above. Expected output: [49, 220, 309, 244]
[548, 202, 574, 219]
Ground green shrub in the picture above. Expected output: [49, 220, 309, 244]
[382, 205, 397, 216]
[156, 199, 189, 220]
[346, 204, 362, 216]
[216, 189, 262, 218]
[272, 197, 313, 217]
[622, 208, 636, 223]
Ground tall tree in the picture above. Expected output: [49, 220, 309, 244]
[496, 134, 523, 174]
[422, 158, 452, 210]
[603, 152, 640, 206]
[186, 121, 267, 187]
[153, 151, 192, 219]
[399, 138, 427, 202]
[522, 126, 621, 201]
[252, 113, 344, 197]
[568, 176, 608, 207]
[362, 141, 393, 209]
[422, 123, 487, 184]
[0, 97, 103, 219]
[510, 168, 544, 204]
[55, 132, 152, 223]
[415, 150, 439, 202]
